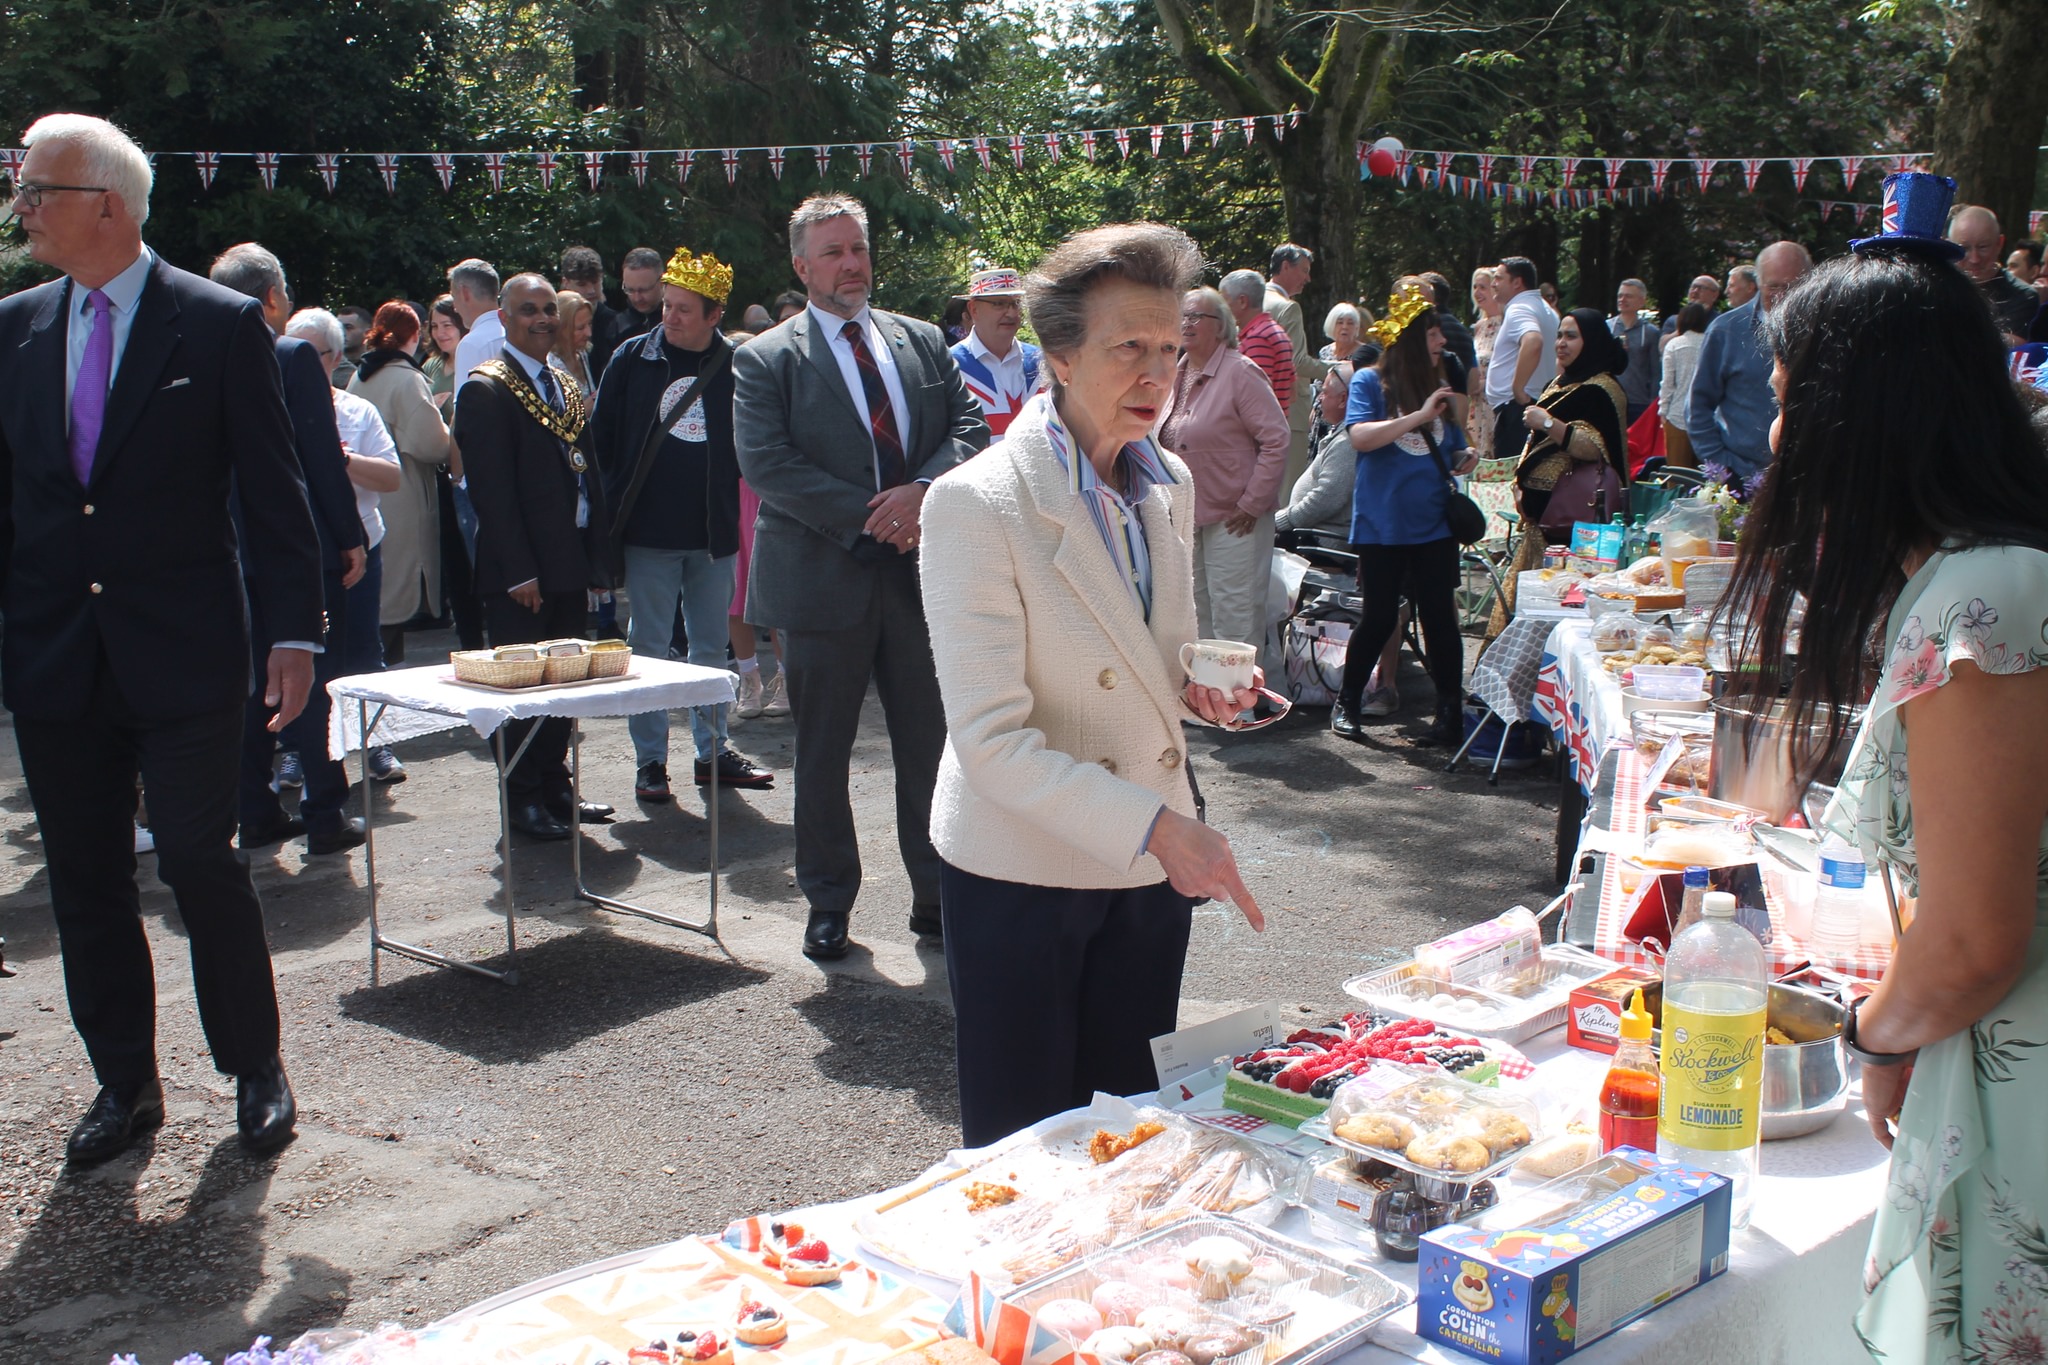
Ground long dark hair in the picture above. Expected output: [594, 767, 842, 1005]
[1560, 308, 1627, 384]
[1720, 246, 2048, 781]
[1378, 276, 1444, 415]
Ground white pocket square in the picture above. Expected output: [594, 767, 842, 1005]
[160, 377, 191, 390]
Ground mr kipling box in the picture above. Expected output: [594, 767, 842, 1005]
[1417, 1148, 1731, 1364]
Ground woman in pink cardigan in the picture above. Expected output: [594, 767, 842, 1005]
[1156, 286, 1291, 651]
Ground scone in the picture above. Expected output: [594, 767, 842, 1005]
[1334, 1112, 1416, 1150]
[1405, 1133, 1493, 1173]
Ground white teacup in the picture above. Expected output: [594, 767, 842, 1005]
[1179, 638, 1257, 694]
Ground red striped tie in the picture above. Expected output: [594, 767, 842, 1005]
[841, 320, 907, 488]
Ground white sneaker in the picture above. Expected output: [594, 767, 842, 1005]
[1359, 687, 1400, 718]
[134, 823, 156, 855]
[734, 670, 766, 719]
[760, 671, 791, 717]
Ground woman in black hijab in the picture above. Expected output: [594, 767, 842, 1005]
[1491, 307, 1631, 623]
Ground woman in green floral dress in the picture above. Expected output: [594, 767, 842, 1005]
[1722, 223, 2048, 1362]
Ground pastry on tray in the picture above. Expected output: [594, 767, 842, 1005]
[1182, 1234, 1255, 1300]
[672, 1331, 732, 1365]
[1333, 1112, 1415, 1150]
[1034, 1297, 1104, 1342]
[1405, 1133, 1493, 1174]
[736, 1297, 789, 1346]
[780, 1235, 844, 1285]
[1090, 1120, 1167, 1163]
[1081, 1326, 1157, 1363]
[962, 1181, 1018, 1212]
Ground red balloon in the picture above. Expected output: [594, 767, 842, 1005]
[1366, 148, 1396, 177]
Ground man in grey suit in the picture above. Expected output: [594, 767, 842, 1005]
[734, 194, 989, 961]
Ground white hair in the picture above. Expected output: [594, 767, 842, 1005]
[285, 307, 345, 357]
[1323, 302, 1361, 337]
[21, 113, 154, 227]
[1219, 269, 1266, 307]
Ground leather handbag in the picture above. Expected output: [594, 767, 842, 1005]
[1419, 423, 1489, 546]
[1538, 453, 1627, 531]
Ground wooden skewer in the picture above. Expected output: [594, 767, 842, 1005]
[871, 1164, 975, 1215]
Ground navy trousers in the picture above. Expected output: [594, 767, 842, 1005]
[239, 568, 351, 833]
[941, 861, 1194, 1147]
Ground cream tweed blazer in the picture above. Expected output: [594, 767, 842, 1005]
[920, 399, 1202, 890]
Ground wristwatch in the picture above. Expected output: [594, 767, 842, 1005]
[1844, 995, 1914, 1067]
[1544, 415, 1558, 434]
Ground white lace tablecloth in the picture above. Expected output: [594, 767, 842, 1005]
[325, 658, 737, 759]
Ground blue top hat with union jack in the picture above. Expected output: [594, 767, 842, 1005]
[1850, 171, 1965, 261]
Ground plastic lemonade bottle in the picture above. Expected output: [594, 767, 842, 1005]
[1599, 990, 1661, 1153]
[1658, 890, 1768, 1228]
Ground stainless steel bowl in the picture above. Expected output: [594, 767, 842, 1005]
[1761, 982, 1850, 1140]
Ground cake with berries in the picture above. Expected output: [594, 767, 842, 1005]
[1223, 1015, 1498, 1126]
[736, 1297, 790, 1346]
[671, 1330, 733, 1365]
[779, 1235, 844, 1286]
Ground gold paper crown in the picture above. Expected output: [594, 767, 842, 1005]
[662, 247, 734, 304]
[1366, 282, 1434, 348]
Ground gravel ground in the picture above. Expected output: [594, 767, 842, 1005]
[0, 632, 1560, 1363]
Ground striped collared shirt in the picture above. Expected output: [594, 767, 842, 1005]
[1036, 393, 1177, 620]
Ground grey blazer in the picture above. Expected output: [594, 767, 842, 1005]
[734, 307, 989, 629]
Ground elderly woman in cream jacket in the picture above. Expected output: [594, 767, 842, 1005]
[921, 224, 1267, 1147]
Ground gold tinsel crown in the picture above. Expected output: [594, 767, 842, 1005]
[662, 247, 734, 304]
[1366, 281, 1434, 347]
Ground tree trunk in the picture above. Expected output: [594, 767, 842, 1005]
[1933, 0, 2048, 239]
[1274, 115, 1362, 331]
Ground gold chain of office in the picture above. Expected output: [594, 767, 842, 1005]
[473, 358, 589, 456]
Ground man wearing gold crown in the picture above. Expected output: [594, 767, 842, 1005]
[452, 273, 617, 840]
[589, 246, 776, 803]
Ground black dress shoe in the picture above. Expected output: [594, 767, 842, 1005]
[695, 748, 776, 789]
[66, 1079, 165, 1164]
[1414, 703, 1467, 749]
[802, 909, 851, 961]
[239, 809, 306, 850]
[237, 1055, 296, 1153]
[545, 794, 615, 823]
[305, 816, 367, 856]
[1329, 702, 1367, 742]
[507, 802, 571, 840]
[908, 904, 944, 939]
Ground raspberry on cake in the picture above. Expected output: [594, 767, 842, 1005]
[674, 1331, 733, 1365]
[780, 1236, 844, 1286]
[736, 1298, 790, 1346]
[760, 1219, 806, 1269]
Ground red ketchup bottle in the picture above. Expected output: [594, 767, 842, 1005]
[1599, 989, 1661, 1153]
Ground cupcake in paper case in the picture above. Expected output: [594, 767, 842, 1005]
[1180, 1235, 1254, 1301]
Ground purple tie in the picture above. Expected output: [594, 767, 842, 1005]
[69, 288, 113, 485]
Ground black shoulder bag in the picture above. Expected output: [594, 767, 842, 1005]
[608, 340, 734, 564]
[1419, 420, 1488, 546]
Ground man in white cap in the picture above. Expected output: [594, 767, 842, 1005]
[948, 267, 1041, 440]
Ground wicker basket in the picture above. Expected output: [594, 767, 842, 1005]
[452, 650, 547, 688]
[539, 640, 592, 684]
[587, 640, 632, 678]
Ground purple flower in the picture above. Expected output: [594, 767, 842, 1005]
[110, 1356, 142, 1365]
[174, 1356, 213, 1365]
[223, 1339, 274, 1365]
[1697, 460, 1733, 486]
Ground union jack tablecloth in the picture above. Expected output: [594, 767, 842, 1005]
[1532, 620, 1626, 794]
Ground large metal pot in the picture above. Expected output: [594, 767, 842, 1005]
[1710, 697, 1864, 825]
[1761, 982, 1851, 1140]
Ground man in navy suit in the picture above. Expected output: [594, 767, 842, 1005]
[0, 114, 322, 1161]
[208, 242, 368, 856]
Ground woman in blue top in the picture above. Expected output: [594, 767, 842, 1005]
[1332, 279, 1475, 746]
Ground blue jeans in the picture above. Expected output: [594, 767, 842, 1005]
[342, 543, 385, 676]
[623, 545, 734, 765]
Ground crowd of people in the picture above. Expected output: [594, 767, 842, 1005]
[7, 110, 2048, 1360]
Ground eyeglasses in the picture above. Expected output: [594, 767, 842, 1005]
[9, 182, 109, 210]
[1182, 312, 1221, 323]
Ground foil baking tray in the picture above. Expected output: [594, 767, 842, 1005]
[1002, 1213, 1410, 1365]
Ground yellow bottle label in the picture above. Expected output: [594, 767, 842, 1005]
[1658, 1000, 1766, 1151]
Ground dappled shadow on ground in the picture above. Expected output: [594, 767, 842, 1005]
[338, 929, 766, 1064]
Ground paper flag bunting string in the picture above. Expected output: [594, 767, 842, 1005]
[855, 142, 873, 176]
[972, 135, 992, 171]
[1791, 156, 1815, 193]
[1044, 131, 1061, 164]
[315, 153, 342, 193]
[1691, 158, 1714, 190]
[1142, 125, 1159, 156]
[628, 150, 648, 186]
[483, 152, 507, 190]
[430, 153, 454, 190]
[1394, 148, 1412, 184]
[1739, 158, 1765, 192]
[1840, 155, 1864, 187]
[1476, 153, 1496, 185]
[582, 150, 605, 189]
[0, 148, 20, 182]
[2032, 210, 2046, 235]
[1114, 127, 1131, 159]
[1080, 130, 1096, 163]
[674, 150, 693, 185]
[257, 151, 282, 190]
[532, 151, 557, 189]
[1559, 158, 1577, 191]
[1518, 155, 1538, 184]
[1273, 113, 1286, 142]
[1651, 158, 1675, 193]
[1211, 119, 1228, 146]
[1008, 134, 1026, 169]
[195, 151, 220, 189]
[374, 152, 400, 194]
[721, 147, 740, 184]
[1893, 153, 1915, 174]
[938, 138, 957, 171]
[768, 145, 787, 179]
[897, 141, 916, 174]
[1180, 122, 1194, 154]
